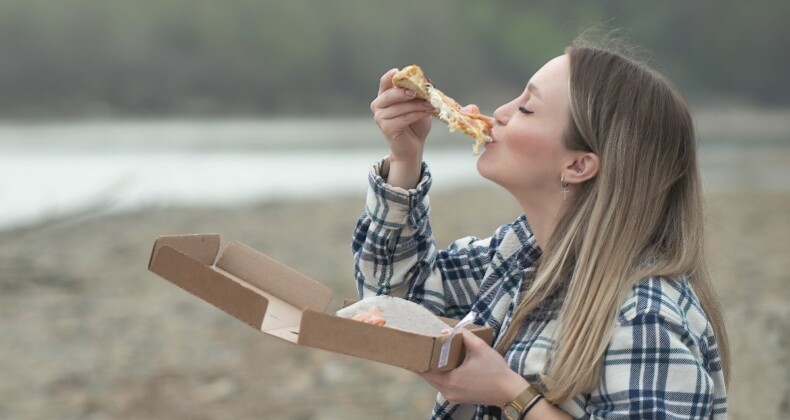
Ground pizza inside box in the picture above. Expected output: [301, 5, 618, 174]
[147, 234, 493, 373]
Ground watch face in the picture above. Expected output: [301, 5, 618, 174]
[503, 405, 520, 420]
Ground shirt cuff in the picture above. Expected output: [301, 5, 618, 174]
[365, 157, 432, 229]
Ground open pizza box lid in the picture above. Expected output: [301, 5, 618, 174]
[148, 234, 493, 373]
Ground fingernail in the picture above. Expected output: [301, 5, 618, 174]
[404, 89, 415, 97]
[424, 100, 434, 107]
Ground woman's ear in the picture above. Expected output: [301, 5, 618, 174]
[563, 152, 599, 184]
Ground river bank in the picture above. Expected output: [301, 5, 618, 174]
[0, 185, 787, 419]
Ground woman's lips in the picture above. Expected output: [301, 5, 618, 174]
[488, 130, 498, 144]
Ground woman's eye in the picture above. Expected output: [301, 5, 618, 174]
[518, 105, 533, 115]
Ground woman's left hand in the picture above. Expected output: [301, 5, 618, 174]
[419, 330, 529, 406]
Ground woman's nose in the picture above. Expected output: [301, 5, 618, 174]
[493, 103, 510, 126]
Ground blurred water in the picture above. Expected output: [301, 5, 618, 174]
[0, 119, 486, 229]
[0, 119, 787, 230]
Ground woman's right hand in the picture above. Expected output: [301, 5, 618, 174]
[370, 68, 435, 165]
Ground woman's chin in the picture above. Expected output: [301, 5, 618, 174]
[475, 154, 496, 183]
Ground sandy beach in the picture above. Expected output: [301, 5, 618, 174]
[0, 185, 788, 419]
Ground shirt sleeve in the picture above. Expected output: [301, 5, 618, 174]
[583, 312, 719, 419]
[351, 159, 498, 318]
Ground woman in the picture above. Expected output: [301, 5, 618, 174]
[354, 36, 729, 419]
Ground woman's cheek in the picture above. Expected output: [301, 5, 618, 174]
[508, 131, 547, 160]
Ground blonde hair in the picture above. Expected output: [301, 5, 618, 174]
[496, 36, 730, 402]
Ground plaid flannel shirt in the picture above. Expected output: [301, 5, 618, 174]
[352, 160, 727, 419]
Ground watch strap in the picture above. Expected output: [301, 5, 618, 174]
[521, 394, 544, 417]
[503, 385, 542, 419]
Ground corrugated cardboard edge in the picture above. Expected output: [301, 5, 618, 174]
[148, 234, 270, 330]
[149, 233, 220, 268]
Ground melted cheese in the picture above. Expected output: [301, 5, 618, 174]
[428, 87, 455, 127]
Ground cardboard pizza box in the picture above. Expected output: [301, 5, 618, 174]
[147, 234, 493, 373]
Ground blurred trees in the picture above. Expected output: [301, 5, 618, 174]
[0, 0, 786, 118]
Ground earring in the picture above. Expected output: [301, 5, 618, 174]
[561, 176, 569, 200]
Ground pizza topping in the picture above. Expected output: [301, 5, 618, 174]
[350, 307, 386, 326]
[392, 65, 493, 155]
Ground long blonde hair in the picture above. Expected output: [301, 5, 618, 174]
[496, 36, 730, 402]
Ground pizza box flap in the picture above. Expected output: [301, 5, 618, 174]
[148, 234, 493, 372]
[149, 234, 333, 336]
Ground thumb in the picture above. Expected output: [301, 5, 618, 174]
[460, 329, 487, 352]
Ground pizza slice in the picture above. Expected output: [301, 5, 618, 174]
[392, 65, 493, 155]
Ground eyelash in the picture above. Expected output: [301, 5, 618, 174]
[518, 105, 533, 115]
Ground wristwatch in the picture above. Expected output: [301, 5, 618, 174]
[502, 384, 542, 420]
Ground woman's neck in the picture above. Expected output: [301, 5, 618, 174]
[516, 194, 564, 250]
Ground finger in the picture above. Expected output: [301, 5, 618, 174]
[418, 372, 435, 382]
[460, 329, 487, 351]
[418, 372, 441, 389]
[377, 68, 399, 95]
[422, 371, 452, 389]
[372, 88, 430, 112]
[374, 99, 433, 120]
[380, 109, 433, 129]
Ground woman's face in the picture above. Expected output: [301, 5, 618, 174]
[477, 55, 574, 200]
